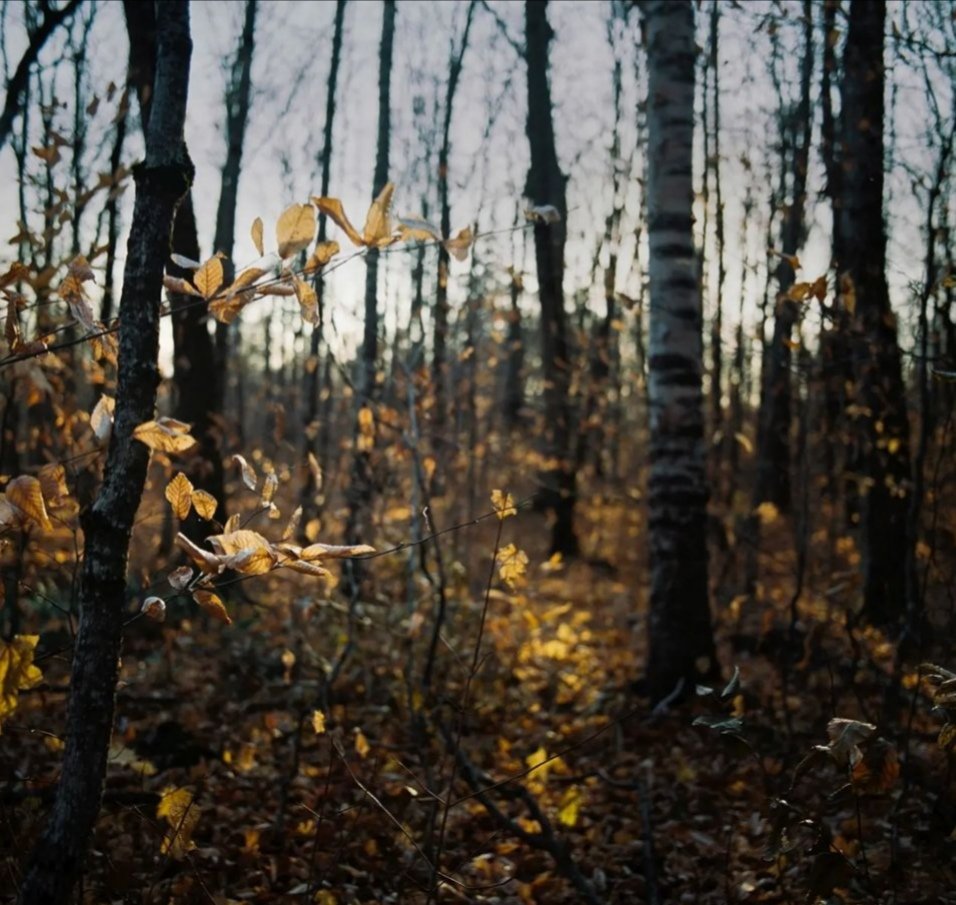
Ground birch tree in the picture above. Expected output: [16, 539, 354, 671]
[641, 0, 717, 700]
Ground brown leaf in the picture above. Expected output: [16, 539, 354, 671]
[276, 203, 315, 259]
[192, 256, 224, 299]
[251, 216, 264, 256]
[293, 278, 319, 325]
[301, 542, 375, 561]
[303, 240, 339, 273]
[192, 589, 232, 625]
[133, 418, 197, 454]
[5, 476, 53, 532]
[444, 226, 473, 262]
[163, 275, 202, 297]
[311, 196, 364, 246]
[190, 489, 218, 521]
[362, 182, 396, 247]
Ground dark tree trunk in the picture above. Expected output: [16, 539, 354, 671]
[302, 0, 346, 530]
[344, 0, 395, 580]
[525, 0, 578, 556]
[839, 0, 912, 627]
[17, 5, 194, 902]
[640, 0, 718, 702]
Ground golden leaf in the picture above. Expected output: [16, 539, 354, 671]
[283, 559, 332, 578]
[223, 266, 266, 297]
[163, 274, 202, 297]
[133, 418, 197, 454]
[207, 529, 270, 557]
[282, 505, 302, 542]
[157, 787, 200, 858]
[293, 278, 319, 325]
[232, 454, 257, 491]
[222, 546, 276, 575]
[38, 464, 70, 508]
[0, 634, 43, 732]
[276, 203, 315, 259]
[251, 216, 264, 256]
[223, 513, 241, 534]
[307, 452, 322, 491]
[190, 489, 218, 521]
[192, 256, 224, 299]
[311, 710, 326, 734]
[498, 543, 528, 590]
[311, 196, 364, 246]
[260, 472, 278, 505]
[193, 589, 232, 625]
[362, 182, 396, 247]
[734, 432, 753, 454]
[754, 501, 779, 525]
[174, 533, 225, 575]
[444, 226, 473, 262]
[303, 240, 339, 273]
[557, 787, 581, 827]
[6, 475, 53, 532]
[490, 488, 517, 520]
[210, 287, 255, 325]
[396, 217, 441, 243]
[355, 729, 370, 759]
[165, 472, 194, 520]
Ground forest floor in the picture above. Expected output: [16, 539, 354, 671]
[3, 444, 956, 905]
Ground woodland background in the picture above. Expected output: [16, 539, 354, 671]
[0, 0, 955, 903]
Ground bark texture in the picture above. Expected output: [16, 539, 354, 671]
[17, 4, 194, 903]
[641, 0, 717, 701]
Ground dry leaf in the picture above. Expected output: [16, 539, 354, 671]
[6, 476, 53, 532]
[444, 226, 473, 261]
[293, 278, 319, 325]
[192, 256, 225, 299]
[311, 196, 363, 246]
[260, 472, 279, 505]
[175, 533, 225, 575]
[232, 454, 257, 491]
[167, 565, 194, 591]
[276, 203, 315, 259]
[396, 217, 441, 242]
[491, 488, 517, 520]
[0, 634, 43, 731]
[300, 542, 375, 561]
[303, 240, 339, 273]
[251, 216, 264, 256]
[282, 505, 302, 541]
[133, 418, 197, 454]
[193, 589, 232, 625]
[363, 182, 396, 247]
[190, 489, 218, 521]
[141, 596, 166, 622]
[207, 529, 271, 557]
[157, 787, 200, 858]
[163, 274, 202, 297]
[90, 394, 115, 442]
[165, 472, 194, 520]
[311, 710, 326, 734]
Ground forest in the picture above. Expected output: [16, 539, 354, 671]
[0, 0, 954, 902]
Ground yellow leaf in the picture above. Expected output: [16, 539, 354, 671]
[133, 418, 197, 454]
[260, 472, 279, 505]
[490, 488, 517, 520]
[754, 501, 779, 525]
[232, 454, 257, 491]
[5, 475, 53, 532]
[282, 505, 302, 541]
[251, 216, 264, 256]
[164, 472, 194, 520]
[207, 529, 271, 557]
[444, 226, 473, 262]
[222, 546, 276, 575]
[396, 217, 441, 243]
[525, 746, 551, 783]
[355, 729, 370, 758]
[294, 278, 319, 325]
[362, 182, 396, 247]
[190, 489, 218, 521]
[303, 240, 340, 273]
[300, 542, 375, 561]
[192, 589, 232, 625]
[157, 787, 200, 858]
[734, 432, 753, 454]
[175, 532, 226, 575]
[557, 787, 581, 827]
[311, 196, 364, 246]
[192, 256, 224, 299]
[498, 543, 529, 590]
[311, 710, 326, 735]
[0, 634, 43, 732]
[283, 559, 332, 578]
[276, 203, 315, 259]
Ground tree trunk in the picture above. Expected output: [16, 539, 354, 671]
[640, 0, 717, 702]
[839, 0, 912, 627]
[525, 0, 578, 556]
[17, 5, 193, 902]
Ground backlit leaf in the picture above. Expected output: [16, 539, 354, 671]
[165, 472, 194, 520]
[163, 274, 202, 297]
[525, 204, 561, 224]
[276, 203, 315, 259]
[133, 418, 197, 454]
[260, 472, 279, 505]
[355, 729, 370, 758]
[444, 226, 473, 261]
[498, 543, 528, 590]
[396, 217, 441, 243]
[193, 589, 232, 625]
[190, 489, 218, 521]
[303, 240, 339, 273]
[293, 278, 318, 325]
[175, 533, 226, 575]
[311, 196, 363, 246]
[282, 505, 302, 541]
[157, 787, 200, 858]
[251, 216, 264, 256]
[0, 634, 43, 732]
[491, 488, 517, 520]
[300, 542, 375, 561]
[207, 529, 270, 557]
[232, 454, 257, 491]
[362, 182, 396, 247]
[192, 256, 224, 299]
[557, 787, 581, 827]
[6, 476, 53, 531]
[311, 710, 326, 734]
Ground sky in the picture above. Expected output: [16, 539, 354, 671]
[0, 0, 952, 381]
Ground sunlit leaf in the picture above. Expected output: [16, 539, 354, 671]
[157, 787, 200, 858]
[303, 240, 340, 273]
[497, 543, 528, 590]
[192, 256, 224, 299]
[6, 475, 53, 532]
[300, 542, 375, 561]
[251, 216, 264, 256]
[193, 589, 232, 625]
[396, 217, 441, 243]
[276, 203, 315, 259]
[283, 559, 332, 578]
[282, 505, 302, 542]
[362, 182, 396, 247]
[222, 546, 276, 575]
[311, 710, 326, 734]
[232, 454, 257, 491]
[37, 464, 70, 508]
[260, 472, 279, 505]
[133, 418, 197, 454]
[491, 488, 517, 520]
[0, 634, 43, 732]
[190, 489, 218, 521]
[754, 501, 779, 525]
[557, 786, 581, 827]
[311, 196, 363, 246]
[355, 729, 370, 758]
[165, 472, 194, 520]
[293, 278, 319, 325]
[207, 529, 271, 557]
